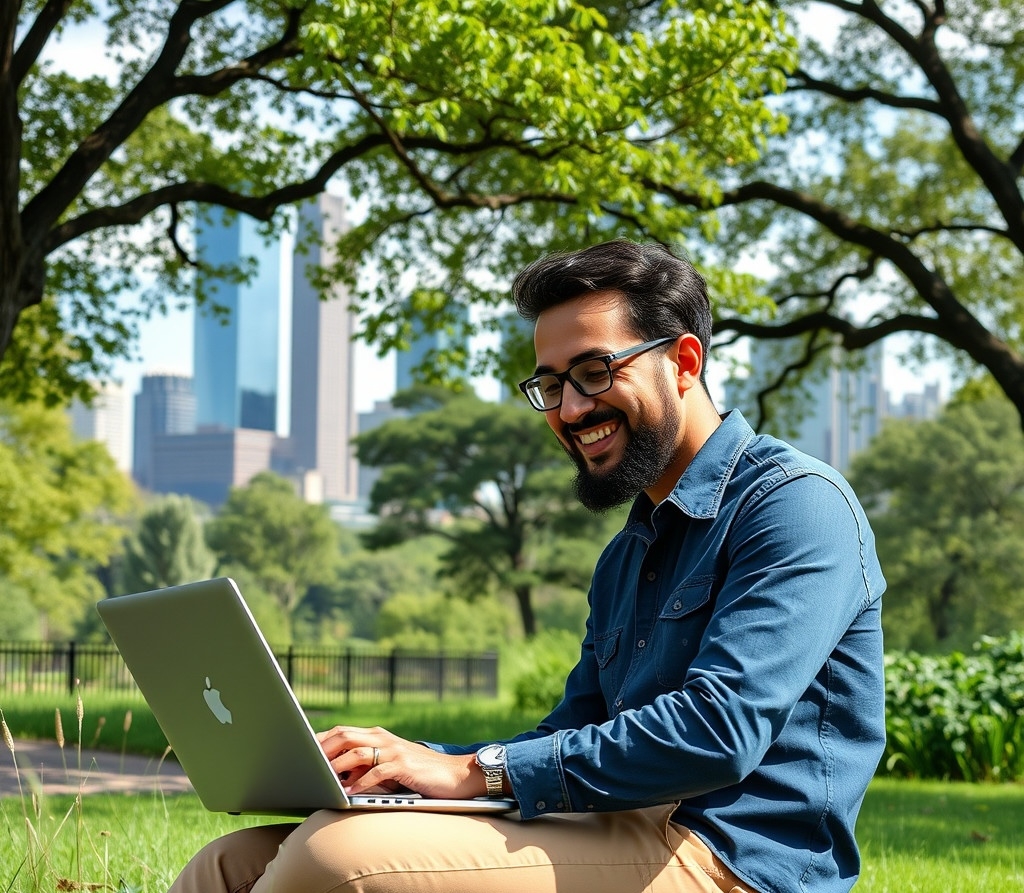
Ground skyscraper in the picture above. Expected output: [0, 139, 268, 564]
[395, 302, 470, 393]
[193, 208, 285, 433]
[68, 382, 129, 471]
[132, 373, 196, 490]
[727, 340, 885, 472]
[288, 193, 359, 502]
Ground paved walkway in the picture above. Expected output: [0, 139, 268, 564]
[1, 739, 193, 799]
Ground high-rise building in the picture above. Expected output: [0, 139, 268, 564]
[68, 382, 129, 471]
[132, 372, 196, 490]
[888, 382, 943, 420]
[395, 302, 470, 393]
[149, 428, 285, 507]
[288, 194, 359, 502]
[727, 341, 885, 472]
[356, 399, 410, 501]
[193, 208, 285, 434]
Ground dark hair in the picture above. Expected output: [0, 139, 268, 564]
[511, 240, 713, 382]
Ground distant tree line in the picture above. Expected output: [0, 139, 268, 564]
[3, 381, 1023, 653]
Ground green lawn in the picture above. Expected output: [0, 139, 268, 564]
[3, 778, 1021, 892]
[3, 696, 1023, 891]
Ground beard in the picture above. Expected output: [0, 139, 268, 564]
[563, 383, 681, 512]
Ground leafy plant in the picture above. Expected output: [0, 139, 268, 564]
[883, 632, 1024, 781]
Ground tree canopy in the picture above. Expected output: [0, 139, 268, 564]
[9, 1, 1020, 426]
[3, 0, 791, 404]
[0, 396, 135, 638]
[848, 394, 1024, 651]
[354, 387, 602, 637]
[204, 471, 340, 639]
[703, 0, 1024, 426]
[118, 493, 215, 594]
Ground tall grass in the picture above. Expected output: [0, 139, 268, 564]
[3, 694, 1024, 891]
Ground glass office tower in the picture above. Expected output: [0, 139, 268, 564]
[289, 193, 359, 502]
[193, 209, 284, 432]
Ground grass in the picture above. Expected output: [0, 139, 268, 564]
[856, 778, 1024, 891]
[3, 695, 1023, 892]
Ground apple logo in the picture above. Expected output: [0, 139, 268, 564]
[203, 676, 233, 724]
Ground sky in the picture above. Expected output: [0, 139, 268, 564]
[47, 5, 948, 426]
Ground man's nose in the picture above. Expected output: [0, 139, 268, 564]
[557, 380, 597, 423]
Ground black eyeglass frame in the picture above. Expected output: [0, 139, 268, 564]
[517, 336, 678, 412]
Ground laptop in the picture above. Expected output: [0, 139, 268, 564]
[95, 577, 518, 816]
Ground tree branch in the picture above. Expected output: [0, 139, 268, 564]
[166, 202, 198, 268]
[714, 310, 951, 349]
[21, 0, 238, 244]
[810, 0, 1024, 247]
[788, 68, 940, 115]
[1009, 136, 1024, 176]
[11, 0, 74, 87]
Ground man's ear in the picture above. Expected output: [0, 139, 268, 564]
[668, 334, 704, 396]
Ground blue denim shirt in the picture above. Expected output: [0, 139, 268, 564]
[435, 411, 885, 893]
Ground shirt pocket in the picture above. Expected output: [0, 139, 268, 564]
[593, 626, 624, 704]
[594, 626, 623, 669]
[654, 576, 715, 688]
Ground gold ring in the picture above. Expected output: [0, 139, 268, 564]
[372, 746, 380, 768]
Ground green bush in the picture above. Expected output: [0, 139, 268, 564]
[883, 631, 1024, 782]
[507, 629, 580, 712]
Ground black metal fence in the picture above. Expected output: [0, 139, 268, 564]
[0, 641, 499, 705]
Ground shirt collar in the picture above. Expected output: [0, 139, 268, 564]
[626, 409, 754, 524]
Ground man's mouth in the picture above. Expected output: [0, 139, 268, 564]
[578, 424, 617, 446]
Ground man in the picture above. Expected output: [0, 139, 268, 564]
[170, 240, 885, 893]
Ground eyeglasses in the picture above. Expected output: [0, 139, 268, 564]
[518, 336, 677, 412]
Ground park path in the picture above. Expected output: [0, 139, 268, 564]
[1, 739, 193, 799]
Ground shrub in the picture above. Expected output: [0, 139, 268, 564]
[883, 631, 1024, 782]
[507, 629, 580, 712]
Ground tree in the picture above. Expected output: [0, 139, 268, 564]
[0, 397, 135, 638]
[3, 0, 790, 404]
[204, 471, 339, 640]
[354, 387, 600, 637]
[847, 395, 1024, 651]
[297, 536, 446, 643]
[119, 494, 215, 594]
[375, 591, 515, 653]
[682, 0, 1024, 426]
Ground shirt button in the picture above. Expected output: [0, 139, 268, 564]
[536, 801, 546, 810]
[638, 639, 646, 648]
[646, 571, 657, 582]
[673, 600, 682, 611]
[556, 801, 564, 810]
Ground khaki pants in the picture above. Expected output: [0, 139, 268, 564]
[168, 805, 759, 893]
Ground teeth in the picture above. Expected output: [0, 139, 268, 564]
[579, 425, 614, 445]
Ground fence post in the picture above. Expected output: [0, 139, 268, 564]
[343, 650, 352, 706]
[66, 641, 76, 695]
[436, 653, 445, 701]
[285, 645, 295, 687]
[388, 650, 398, 704]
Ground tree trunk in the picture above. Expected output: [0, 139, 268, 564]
[513, 583, 537, 639]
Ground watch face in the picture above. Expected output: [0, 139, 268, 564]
[477, 744, 505, 768]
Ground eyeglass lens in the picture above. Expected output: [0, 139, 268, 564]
[526, 358, 612, 410]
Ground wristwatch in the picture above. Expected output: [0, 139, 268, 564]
[475, 743, 507, 797]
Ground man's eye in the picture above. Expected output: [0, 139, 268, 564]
[576, 364, 608, 384]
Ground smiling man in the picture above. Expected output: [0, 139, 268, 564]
[169, 240, 886, 893]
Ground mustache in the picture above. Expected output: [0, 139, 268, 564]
[564, 409, 623, 435]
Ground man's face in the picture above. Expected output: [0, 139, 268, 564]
[532, 292, 683, 511]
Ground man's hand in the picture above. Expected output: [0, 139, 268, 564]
[317, 725, 487, 800]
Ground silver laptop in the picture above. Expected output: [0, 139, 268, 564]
[96, 577, 517, 816]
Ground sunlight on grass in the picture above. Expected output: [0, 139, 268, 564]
[3, 695, 1024, 892]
